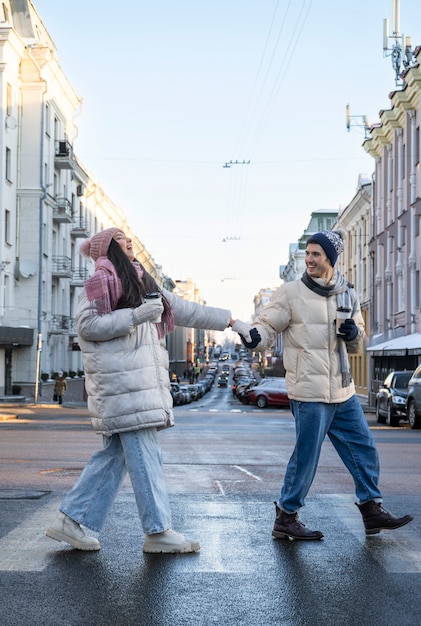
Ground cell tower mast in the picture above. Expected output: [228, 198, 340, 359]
[383, 0, 416, 86]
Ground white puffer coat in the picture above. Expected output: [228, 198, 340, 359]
[251, 279, 364, 404]
[77, 288, 230, 436]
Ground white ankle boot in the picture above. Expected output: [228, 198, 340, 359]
[45, 512, 100, 551]
[143, 529, 200, 554]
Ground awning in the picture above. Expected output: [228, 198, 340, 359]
[0, 326, 34, 347]
[366, 333, 421, 356]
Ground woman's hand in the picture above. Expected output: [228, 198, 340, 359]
[133, 300, 164, 325]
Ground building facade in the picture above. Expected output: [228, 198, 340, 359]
[363, 46, 421, 404]
[0, 1, 200, 398]
[335, 176, 373, 397]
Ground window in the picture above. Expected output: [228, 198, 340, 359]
[45, 103, 50, 137]
[4, 209, 11, 244]
[2, 3, 9, 22]
[6, 83, 12, 115]
[5, 147, 11, 182]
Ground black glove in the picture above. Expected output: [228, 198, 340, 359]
[338, 318, 358, 341]
[239, 327, 261, 349]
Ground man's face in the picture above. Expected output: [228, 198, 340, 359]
[305, 243, 333, 280]
[113, 231, 135, 261]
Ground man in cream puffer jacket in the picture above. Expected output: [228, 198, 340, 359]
[233, 230, 413, 541]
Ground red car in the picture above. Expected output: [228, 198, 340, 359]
[245, 378, 290, 409]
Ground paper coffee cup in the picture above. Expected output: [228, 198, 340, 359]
[336, 308, 351, 336]
[144, 292, 162, 323]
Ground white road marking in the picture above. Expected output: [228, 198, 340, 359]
[233, 465, 262, 481]
[1, 494, 418, 575]
[0, 499, 66, 572]
[215, 480, 225, 495]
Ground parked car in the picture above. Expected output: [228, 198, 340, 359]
[185, 384, 202, 401]
[233, 376, 257, 402]
[406, 365, 421, 429]
[375, 370, 413, 427]
[170, 382, 187, 406]
[245, 377, 289, 408]
[232, 367, 250, 381]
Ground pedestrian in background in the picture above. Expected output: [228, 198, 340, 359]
[46, 227, 249, 554]
[232, 229, 413, 540]
[53, 371, 67, 406]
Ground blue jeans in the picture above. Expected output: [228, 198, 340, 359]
[60, 428, 172, 534]
[279, 395, 382, 513]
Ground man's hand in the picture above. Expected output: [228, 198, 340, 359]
[240, 328, 262, 349]
[339, 318, 358, 341]
[231, 320, 261, 349]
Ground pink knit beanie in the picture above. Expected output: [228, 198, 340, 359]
[80, 227, 120, 261]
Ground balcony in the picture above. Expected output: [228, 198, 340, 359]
[71, 267, 89, 286]
[53, 197, 73, 223]
[49, 314, 70, 334]
[54, 140, 74, 170]
[52, 256, 72, 278]
[71, 218, 90, 238]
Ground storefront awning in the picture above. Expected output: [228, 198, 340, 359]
[366, 333, 421, 356]
[0, 326, 34, 347]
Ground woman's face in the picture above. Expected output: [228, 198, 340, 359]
[113, 231, 135, 261]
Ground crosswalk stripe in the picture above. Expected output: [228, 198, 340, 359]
[0, 499, 63, 572]
[1, 494, 418, 574]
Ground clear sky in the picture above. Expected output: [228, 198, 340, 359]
[33, 0, 421, 320]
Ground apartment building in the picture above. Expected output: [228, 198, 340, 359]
[363, 46, 421, 403]
[0, 1, 179, 398]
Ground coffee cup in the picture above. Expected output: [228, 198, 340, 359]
[144, 292, 162, 323]
[336, 307, 351, 336]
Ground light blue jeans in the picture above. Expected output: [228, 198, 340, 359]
[60, 428, 172, 534]
[279, 395, 382, 513]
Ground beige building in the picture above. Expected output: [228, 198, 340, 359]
[335, 176, 373, 399]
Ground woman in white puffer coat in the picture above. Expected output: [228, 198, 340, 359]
[46, 227, 243, 554]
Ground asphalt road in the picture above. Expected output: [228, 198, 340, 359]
[0, 385, 420, 626]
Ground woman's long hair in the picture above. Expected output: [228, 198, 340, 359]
[107, 239, 171, 314]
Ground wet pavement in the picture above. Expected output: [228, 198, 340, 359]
[0, 400, 420, 625]
[1, 491, 419, 626]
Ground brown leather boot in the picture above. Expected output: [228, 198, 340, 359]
[356, 501, 413, 535]
[272, 502, 324, 540]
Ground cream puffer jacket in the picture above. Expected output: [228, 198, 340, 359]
[77, 288, 231, 436]
[251, 279, 364, 404]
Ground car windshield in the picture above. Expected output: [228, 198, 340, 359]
[394, 373, 412, 389]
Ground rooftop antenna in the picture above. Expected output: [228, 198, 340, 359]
[383, 0, 416, 86]
[346, 104, 370, 139]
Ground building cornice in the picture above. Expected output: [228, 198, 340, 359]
[363, 49, 421, 159]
